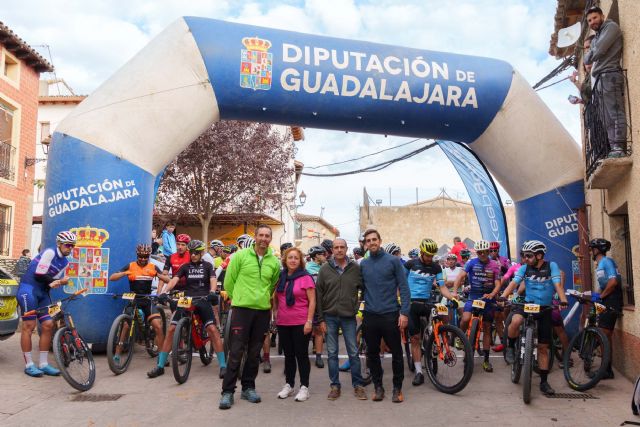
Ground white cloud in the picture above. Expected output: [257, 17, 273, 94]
[2, 0, 580, 245]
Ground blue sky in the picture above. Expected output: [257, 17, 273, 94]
[4, 0, 581, 247]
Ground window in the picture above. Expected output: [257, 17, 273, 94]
[40, 121, 51, 144]
[294, 221, 302, 240]
[1, 50, 19, 85]
[622, 215, 635, 305]
[0, 102, 16, 181]
[0, 204, 11, 256]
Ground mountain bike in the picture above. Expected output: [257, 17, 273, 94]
[171, 295, 215, 384]
[24, 288, 95, 392]
[563, 290, 615, 391]
[422, 301, 473, 394]
[355, 301, 372, 386]
[506, 301, 552, 404]
[106, 293, 167, 375]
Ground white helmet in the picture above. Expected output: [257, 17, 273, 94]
[521, 240, 547, 254]
[237, 234, 255, 249]
[209, 239, 224, 248]
[474, 240, 491, 251]
[56, 231, 77, 245]
[383, 242, 401, 255]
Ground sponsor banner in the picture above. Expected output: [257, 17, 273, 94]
[437, 140, 510, 258]
[43, 133, 154, 344]
[185, 17, 513, 143]
[515, 180, 584, 334]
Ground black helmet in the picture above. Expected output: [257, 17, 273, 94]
[308, 245, 326, 258]
[321, 239, 333, 253]
[589, 238, 611, 254]
[187, 239, 206, 253]
[280, 242, 293, 252]
[353, 247, 364, 257]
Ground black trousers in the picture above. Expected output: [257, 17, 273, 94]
[278, 324, 311, 387]
[222, 307, 270, 393]
[363, 311, 404, 390]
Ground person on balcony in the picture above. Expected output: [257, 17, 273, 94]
[584, 6, 627, 158]
[569, 35, 594, 105]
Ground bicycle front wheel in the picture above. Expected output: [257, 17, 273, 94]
[53, 326, 96, 392]
[107, 314, 135, 374]
[405, 339, 415, 372]
[356, 323, 371, 386]
[522, 327, 534, 404]
[563, 327, 610, 391]
[424, 324, 473, 394]
[145, 308, 167, 358]
[172, 317, 193, 384]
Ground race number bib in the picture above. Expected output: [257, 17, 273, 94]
[435, 303, 448, 316]
[177, 297, 193, 308]
[594, 302, 607, 314]
[472, 300, 486, 309]
[48, 303, 61, 316]
[122, 293, 136, 300]
[524, 304, 540, 314]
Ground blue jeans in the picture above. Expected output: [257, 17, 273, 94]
[324, 315, 363, 388]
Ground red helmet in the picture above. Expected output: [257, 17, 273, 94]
[489, 241, 500, 251]
[176, 234, 191, 244]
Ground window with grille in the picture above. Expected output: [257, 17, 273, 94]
[0, 204, 11, 256]
[0, 101, 16, 181]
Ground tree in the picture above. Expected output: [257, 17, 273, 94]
[156, 121, 296, 242]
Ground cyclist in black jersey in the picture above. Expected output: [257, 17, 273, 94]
[148, 240, 226, 379]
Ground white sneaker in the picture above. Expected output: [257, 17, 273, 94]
[278, 383, 294, 399]
[295, 385, 309, 402]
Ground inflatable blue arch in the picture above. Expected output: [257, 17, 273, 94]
[44, 18, 584, 344]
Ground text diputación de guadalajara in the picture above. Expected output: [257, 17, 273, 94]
[47, 179, 140, 218]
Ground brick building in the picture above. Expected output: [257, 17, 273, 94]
[0, 22, 53, 260]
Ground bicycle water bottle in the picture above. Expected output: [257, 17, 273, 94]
[138, 309, 144, 320]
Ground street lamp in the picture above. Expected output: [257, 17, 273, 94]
[25, 137, 50, 168]
[298, 190, 307, 206]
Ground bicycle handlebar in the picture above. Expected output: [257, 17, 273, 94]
[22, 288, 89, 316]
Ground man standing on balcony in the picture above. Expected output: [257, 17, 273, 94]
[584, 6, 627, 158]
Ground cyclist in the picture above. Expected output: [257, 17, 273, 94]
[161, 233, 191, 294]
[453, 240, 501, 373]
[109, 244, 170, 364]
[443, 253, 462, 288]
[203, 240, 224, 269]
[460, 249, 472, 267]
[306, 245, 327, 368]
[408, 248, 419, 260]
[489, 241, 510, 353]
[589, 237, 623, 379]
[321, 239, 334, 261]
[404, 239, 457, 386]
[150, 240, 225, 379]
[17, 230, 76, 377]
[501, 240, 568, 395]
[353, 247, 364, 264]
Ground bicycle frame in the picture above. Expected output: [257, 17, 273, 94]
[467, 299, 489, 351]
[430, 303, 453, 360]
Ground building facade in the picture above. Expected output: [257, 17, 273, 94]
[294, 213, 340, 255]
[550, 0, 639, 380]
[359, 191, 517, 258]
[0, 22, 52, 260]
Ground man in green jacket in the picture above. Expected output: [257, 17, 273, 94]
[317, 238, 368, 401]
[219, 225, 281, 410]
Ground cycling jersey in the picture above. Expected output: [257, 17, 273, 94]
[464, 258, 500, 298]
[403, 258, 444, 300]
[176, 261, 214, 297]
[443, 266, 462, 284]
[595, 256, 623, 303]
[119, 262, 162, 294]
[513, 261, 561, 306]
[20, 248, 68, 289]
[492, 255, 511, 276]
[306, 261, 321, 275]
[503, 263, 521, 283]
[164, 251, 190, 289]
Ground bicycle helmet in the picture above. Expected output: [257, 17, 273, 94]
[321, 239, 333, 253]
[353, 247, 364, 257]
[237, 234, 255, 249]
[521, 240, 547, 254]
[280, 242, 293, 252]
[176, 234, 191, 244]
[408, 248, 419, 258]
[136, 244, 152, 256]
[187, 239, 206, 253]
[460, 249, 471, 258]
[383, 242, 401, 255]
[446, 253, 458, 261]
[56, 231, 77, 245]
[588, 238, 611, 254]
[474, 240, 491, 251]
[221, 246, 232, 254]
[433, 255, 441, 263]
[308, 245, 326, 258]
[209, 239, 224, 248]
[419, 238, 438, 256]
[489, 241, 501, 251]
[228, 244, 238, 253]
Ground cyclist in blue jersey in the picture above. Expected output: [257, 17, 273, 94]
[589, 238, 623, 379]
[501, 240, 568, 395]
[404, 238, 457, 386]
[17, 231, 76, 377]
[453, 240, 501, 373]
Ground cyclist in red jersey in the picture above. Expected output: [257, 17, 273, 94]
[161, 234, 191, 293]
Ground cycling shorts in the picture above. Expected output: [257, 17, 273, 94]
[599, 296, 622, 330]
[408, 299, 431, 336]
[171, 298, 215, 328]
[126, 299, 160, 322]
[513, 307, 552, 344]
[551, 308, 563, 327]
[17, 282, 52, 322]
[463, 298, 496, 321]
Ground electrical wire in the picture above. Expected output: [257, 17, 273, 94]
[305, 138, 423, 169]
[301, 142, 437, 177]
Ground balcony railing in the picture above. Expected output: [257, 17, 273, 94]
[0, 140, 16, 181]
[584, 70, 633, 178]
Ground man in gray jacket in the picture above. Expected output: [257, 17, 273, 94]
[584, 6, 627, 157]
[317, 238, 368, 401]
